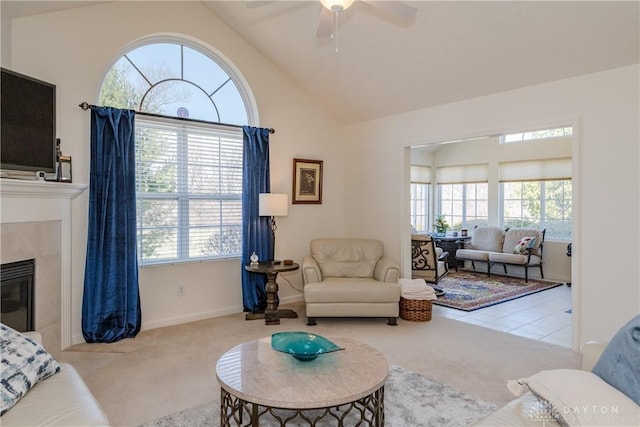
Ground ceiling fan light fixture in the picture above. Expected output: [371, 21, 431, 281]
[320, 0, 355, 13]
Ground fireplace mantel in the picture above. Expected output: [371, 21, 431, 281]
[1, 178, 87, 350]
[0, 179, 87, 199]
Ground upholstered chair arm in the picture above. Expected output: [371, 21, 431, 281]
[580, 341, 608, 371]
[301, 255, 322, 284]
[437, 251, 449, 261]
[374, 257, 400, 283]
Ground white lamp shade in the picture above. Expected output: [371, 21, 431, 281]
[259, 193, 289, 217]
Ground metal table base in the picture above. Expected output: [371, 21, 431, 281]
[220, 386, 385, 426]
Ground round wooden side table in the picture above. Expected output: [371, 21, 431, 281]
[244, 262, 299, 325]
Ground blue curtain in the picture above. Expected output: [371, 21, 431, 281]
[241, 126, 272, 312]
[82, 106, 141, 343]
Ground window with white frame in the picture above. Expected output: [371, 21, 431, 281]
[436, 164, 489, 231]
[437, 183, 489, 230]
[99, 40, 250, 265]
[500, 158, 572, 239]
[410, 165, 431, 232]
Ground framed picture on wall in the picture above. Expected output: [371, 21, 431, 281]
[292, 158, 323, 204]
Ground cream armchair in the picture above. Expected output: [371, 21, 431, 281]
[302, 238, 401, 326]
[411, 234, 449, 284]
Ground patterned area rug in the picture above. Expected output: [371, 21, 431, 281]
[432, 270, 563, 311]
[140, 366, 497, 427]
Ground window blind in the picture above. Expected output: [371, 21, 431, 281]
[135, 115, 243, 264]
[436, 164, 488, 184]
[499, 158, 571, 182]
[410, 165, 431, 183]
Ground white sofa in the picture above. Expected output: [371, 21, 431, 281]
[302, 238, 401, 325]
[456, 226, 545, 282]
[474, 342, 609, 426]
[477, 310, 640, 427]
[1, 331, 110, 427]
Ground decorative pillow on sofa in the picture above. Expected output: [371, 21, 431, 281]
[592, 314, 640, 405]
[0, 324, 62, 415]
[508, 369, 640, 426]
[513, 236, 536, 255]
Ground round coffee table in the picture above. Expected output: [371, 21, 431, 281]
[216, 336, 389, 426]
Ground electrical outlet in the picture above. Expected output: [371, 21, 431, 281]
[177, 284, 186, 297]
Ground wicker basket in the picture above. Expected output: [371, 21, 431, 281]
[399, 297, 432, 322]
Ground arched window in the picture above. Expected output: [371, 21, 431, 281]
[99, 40, 253, 264]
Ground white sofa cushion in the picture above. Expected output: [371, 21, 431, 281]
[489, 252, 542, 266]
[455, 248, 490, 262]
[304, 278, 401, 303]
[310, 238, 383, 278]
[468, 225, 504, 252]
[0, 324, 61, 415]
[508, 369, 640, 427]
[474, 391, 561, 426]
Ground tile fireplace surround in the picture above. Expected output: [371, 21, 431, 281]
[1, 221, 62, 357]
[0, 179, 87, 358]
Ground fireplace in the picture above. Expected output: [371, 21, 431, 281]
[0, 220, 62, 356]
[1, 259, 34, 332]
[1, 179, 87, 353]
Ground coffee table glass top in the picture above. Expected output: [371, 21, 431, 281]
[216, 336, 389, 409]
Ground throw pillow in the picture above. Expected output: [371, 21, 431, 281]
[0, 324, 62, 415]
[513, 236, 535, 255]
[592, 314, 640, 405]
[508, 369, 640, 426]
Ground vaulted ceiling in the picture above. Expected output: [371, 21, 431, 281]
[3, 1, 639, 124]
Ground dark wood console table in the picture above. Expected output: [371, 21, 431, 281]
[244, 262, 299, 325]
[433, 235, 471, 270]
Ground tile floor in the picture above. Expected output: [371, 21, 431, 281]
[433, 283, 573, 348]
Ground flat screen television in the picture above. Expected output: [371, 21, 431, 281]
[1, 67, 56, 174]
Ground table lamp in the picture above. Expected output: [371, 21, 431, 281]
[259, 193, 288, 264]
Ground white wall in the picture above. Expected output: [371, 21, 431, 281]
[6, 1, 346, 343]
[344, 65, 640, 349]
[1, 16, 11, 66]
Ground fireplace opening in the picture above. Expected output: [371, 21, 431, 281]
[1, 259, 34, 332]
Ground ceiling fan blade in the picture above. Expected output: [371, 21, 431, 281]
[316, 7, 333, 38]
[362, 1, 417, 22]
[246, 1, 278, 8]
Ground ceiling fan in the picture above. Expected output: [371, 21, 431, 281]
[247, 1, 418, 38]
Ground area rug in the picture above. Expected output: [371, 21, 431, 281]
[140, 365, 497, 427]
[433, 270, 563, 311]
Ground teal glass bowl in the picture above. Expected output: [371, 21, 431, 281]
[271, 332, 344, 361]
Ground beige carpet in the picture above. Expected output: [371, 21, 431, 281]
[60, 301, 581, 426]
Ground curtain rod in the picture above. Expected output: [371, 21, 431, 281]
[78, 102, 275, 134]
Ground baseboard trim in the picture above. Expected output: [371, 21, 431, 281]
[69, 296, 305, 346]
[140, 306, 244, 332]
